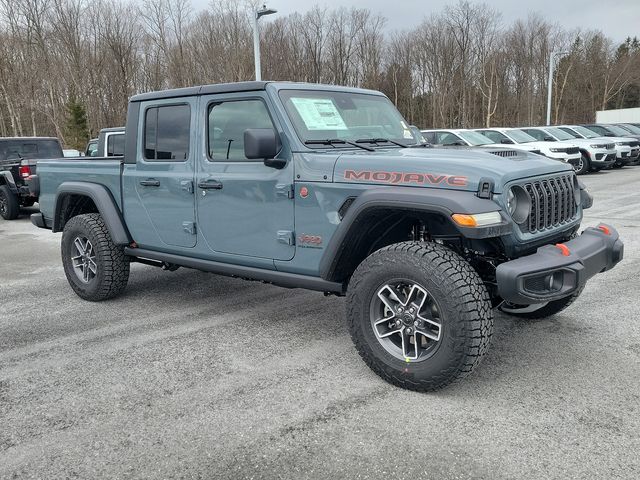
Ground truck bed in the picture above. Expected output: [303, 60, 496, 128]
[37, 158, 123, 221]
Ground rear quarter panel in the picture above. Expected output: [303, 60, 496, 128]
[37, 158, 123, 221]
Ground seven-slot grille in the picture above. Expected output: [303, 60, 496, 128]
[605, 143, 615, 150]
[521, 174, 577, 233]
[565, 146, 579, 155]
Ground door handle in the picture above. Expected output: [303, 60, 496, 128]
[198, 179, 223, 190]
[140, 179, 160, 187]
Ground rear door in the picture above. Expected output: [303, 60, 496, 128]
[125, 99, 197, 249]
[195, 92, 295, 261]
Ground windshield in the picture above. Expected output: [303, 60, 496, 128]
[279, 90, 418, 146]
[606, 124, 634, 137]
[619, 124, 640, 135]
[506, 129, 538, 143]
[458, 131, 494, 146]
[559, 128, 580, 139]
[571, 126, 598, 139]
[546, 127, 575, 141]
[0, 139, 63, 160]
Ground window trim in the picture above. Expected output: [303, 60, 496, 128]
[142, 102, 191, 163]
[205, 96, 277, 163]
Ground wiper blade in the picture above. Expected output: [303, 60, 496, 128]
[355, 137, 409, 148]
[304, 139, 374, 152]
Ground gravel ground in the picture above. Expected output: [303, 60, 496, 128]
[1, 167, 639, 479]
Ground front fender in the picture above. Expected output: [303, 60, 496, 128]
[319, 186, 510, 281]
[53, 182, 131, 245]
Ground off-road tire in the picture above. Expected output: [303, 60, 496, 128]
[61, 213, 129, 301]
[0, 185, 20, 220]
[499, 287, 583, 320]
[346, 241, 493, 392]
[576, 154, 590, 175]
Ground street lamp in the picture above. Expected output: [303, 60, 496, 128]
[253, 4, 277, 81]
[546, 50, 569, 126]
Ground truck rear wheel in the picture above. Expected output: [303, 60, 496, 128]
[346, 242, 493, 392]
[61, 213, 130, 301]
[499, 287, 583, 320]
[0, 185, 20, 220]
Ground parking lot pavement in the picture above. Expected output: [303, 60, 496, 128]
[1, 169, 639, 480]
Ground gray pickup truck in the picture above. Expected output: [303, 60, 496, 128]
[0, 136, 63, 219]
[32, 81, 623, 391]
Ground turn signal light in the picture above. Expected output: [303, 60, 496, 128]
[598, 225, 611, 235]
[452, 211, 502, 228]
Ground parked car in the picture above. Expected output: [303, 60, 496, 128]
[614, 123, 640, 136]
[474, 127, 581, 167]
[556, 125, 636, 169]
[32, 81, 623, 392]
[520, 126, 616, 174]
[85, 127, 125, 157]
[580, 124, 640, 165]
[0, 137, 64, 220]
[421, 129, 543, 155]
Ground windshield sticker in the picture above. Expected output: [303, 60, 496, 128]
[290, 98, 348, 130]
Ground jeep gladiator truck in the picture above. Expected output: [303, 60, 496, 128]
[32, 82, 624, 391]
[0, 136, 63, 219]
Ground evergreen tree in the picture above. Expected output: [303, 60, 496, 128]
[64, 98, 90, 150]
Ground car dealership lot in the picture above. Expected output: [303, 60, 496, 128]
[1, 170, 639, 479]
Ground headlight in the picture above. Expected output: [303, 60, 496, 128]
[506, 186, 530, 224]
[590, 144, 605, 148]
[549, 148, 564, 153]
[615, 142, 625, 146]
[451, 211, 503, 227]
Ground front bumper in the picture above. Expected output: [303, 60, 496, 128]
[496, 224, 623, 304]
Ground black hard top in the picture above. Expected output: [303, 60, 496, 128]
[130, 81, 268, 103]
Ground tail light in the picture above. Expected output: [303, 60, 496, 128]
[19, 165, 32, 178]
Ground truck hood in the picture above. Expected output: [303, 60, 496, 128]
[332, 147, 572, 194]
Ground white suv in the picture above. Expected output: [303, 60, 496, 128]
[520, 126, 616, 174]
[556, 125, 636, 168]
[421, 129, 543, 154]
[474, 128, 581, 168]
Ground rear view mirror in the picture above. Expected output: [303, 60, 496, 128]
[244, 128, 285, 168]
[544, 137, 555, 142]
[501, 139, 513, 144]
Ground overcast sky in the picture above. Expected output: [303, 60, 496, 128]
[192, 0, 639, 43]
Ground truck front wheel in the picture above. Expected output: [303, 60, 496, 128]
[0, 185, 20, 220]
[346, 242, 493, 392]
[61, 213, 130, 301]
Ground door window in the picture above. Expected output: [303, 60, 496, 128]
[144, 104, 190, 161]
[207, 100, 275, 161]
[107, 134, 125, 156]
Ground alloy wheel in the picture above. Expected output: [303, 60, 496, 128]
[71, 236, 98, 283]
[369, 280, 443, 362]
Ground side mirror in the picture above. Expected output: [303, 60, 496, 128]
[501, 139, 514, 144]
[244, 128, 285, 169]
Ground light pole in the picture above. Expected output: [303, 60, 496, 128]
[546, 50, 569, 125]
[253, 5, 277, 81]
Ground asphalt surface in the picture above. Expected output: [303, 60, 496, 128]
[1, 168, 639, 479]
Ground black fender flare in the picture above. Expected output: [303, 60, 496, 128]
[53, 181, 131, 245]
[0, 171, 18, 193]
[319, 186, 510, 281]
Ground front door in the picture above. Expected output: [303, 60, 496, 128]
[196, 94, 295, 261]
[125, 99, 197, 249]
